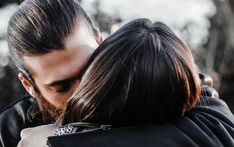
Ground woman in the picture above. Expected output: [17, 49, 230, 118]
[18, 18, 234, 147]
[60, 18, 201, 125]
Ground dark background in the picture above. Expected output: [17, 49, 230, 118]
[0, 0, 234, 113]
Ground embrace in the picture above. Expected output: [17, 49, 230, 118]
[0, 0, 233, 147]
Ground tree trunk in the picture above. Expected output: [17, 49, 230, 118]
[205, 0, 234, 112]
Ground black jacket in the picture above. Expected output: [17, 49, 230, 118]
[0, 96, 44, 147]
[0, 87, 225, 147]
[47, 96, 234, 147]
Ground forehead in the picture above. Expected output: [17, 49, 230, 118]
[25, 45, 91, 82]
[23, 24, 98, 84]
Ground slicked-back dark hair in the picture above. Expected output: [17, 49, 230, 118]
[7, 0, 95, 84]
[61, 18, 201, 125]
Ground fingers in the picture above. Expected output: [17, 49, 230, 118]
[199, 73, 213, 87]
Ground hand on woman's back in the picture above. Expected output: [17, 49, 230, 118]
[17, 124, 58, 147]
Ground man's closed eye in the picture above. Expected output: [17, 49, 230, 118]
[56, 83, 71, 93]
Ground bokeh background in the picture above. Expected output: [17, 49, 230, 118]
[0, 0, 234, 112]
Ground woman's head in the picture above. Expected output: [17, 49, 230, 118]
[61, 18, 201, 125]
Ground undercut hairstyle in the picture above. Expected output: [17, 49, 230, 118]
[7, 0, 95, 85]
[61, 18, 201, 125]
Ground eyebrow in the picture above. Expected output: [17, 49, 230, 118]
[46, 76, 77, 87]
[46, 54, 92, 87]
[45, 68, 85, 87]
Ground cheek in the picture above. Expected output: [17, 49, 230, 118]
[36, 88, 67, 109]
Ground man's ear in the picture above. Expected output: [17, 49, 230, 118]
[18, 73, 37, 97]
[94, 27, 104, 44]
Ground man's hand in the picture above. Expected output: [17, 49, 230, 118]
[199, 73, 219, 98]
[17, 124, 59, 147]
[199, 73, 213, 87]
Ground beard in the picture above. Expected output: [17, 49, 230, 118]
[37, 94, 64, 121]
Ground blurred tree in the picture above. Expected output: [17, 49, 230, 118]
[0, 60, 27, 110]
[203, 0, 234, 112]
[0, 0, 25, 111]
[91, 0, 122, 34]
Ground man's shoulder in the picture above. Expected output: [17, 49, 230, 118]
[0, 96, 40, 126]
[0, 96, 36, 117]
[0, 96, 41, 147]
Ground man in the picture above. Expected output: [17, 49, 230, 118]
[0, 0, 103, 146]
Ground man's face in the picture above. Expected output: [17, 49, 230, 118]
[21, 24, 101, 113]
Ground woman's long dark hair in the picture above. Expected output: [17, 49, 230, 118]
[60, 18, 201, 125]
